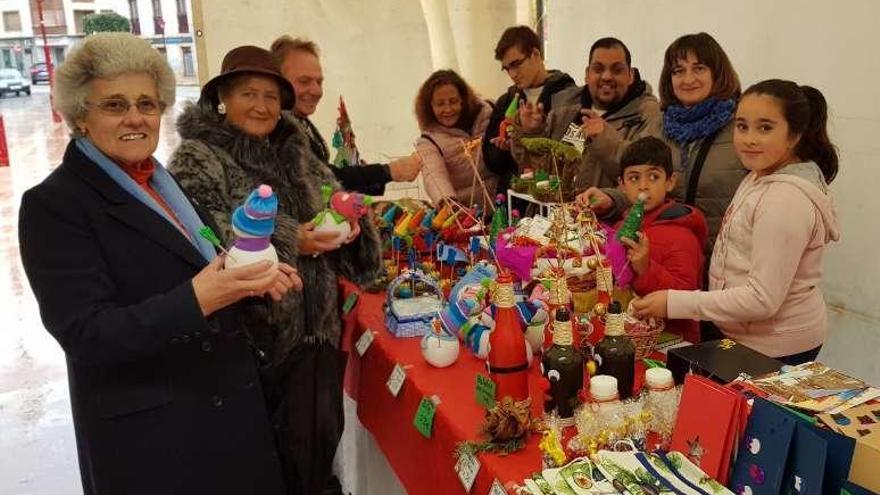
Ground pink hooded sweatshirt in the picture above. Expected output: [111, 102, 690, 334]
[666, 161, 840, 357]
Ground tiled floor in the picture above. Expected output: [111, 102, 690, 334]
[0, 85, 198, 495]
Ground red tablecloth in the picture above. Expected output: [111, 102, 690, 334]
[339, 280, 654, 494]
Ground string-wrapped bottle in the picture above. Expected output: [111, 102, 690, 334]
[594, 301, 635, 399]
[542, 307, 583, 422]
[487, 272, 531, 402]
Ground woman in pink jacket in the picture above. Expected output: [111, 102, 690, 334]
[633, 79, 840, 365]
[415, 70, 497, 213]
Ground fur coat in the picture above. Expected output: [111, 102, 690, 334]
[169, 103, 382, 365]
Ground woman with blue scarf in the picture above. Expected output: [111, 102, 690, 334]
[17, 33, 298, 495]
[579, 32, 746, 258]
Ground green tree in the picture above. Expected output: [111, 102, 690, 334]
[84, 12, 131, 34]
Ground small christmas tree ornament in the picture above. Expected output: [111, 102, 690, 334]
[226, 184, 279, 268]
[331, 96, 361, 168]
[616, 192, 647, 241]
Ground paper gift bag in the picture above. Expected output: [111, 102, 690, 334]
[671, 374, 744, 484]
[730, 398, 797, 495]
[782, 421, 827, 495]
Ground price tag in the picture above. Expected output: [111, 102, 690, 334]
[488, 479, 507, 495]
[475, 373, 496, 409]
[342, 292, 359, 315]
[455, 451, 480, 492]
[412, 396, 437, 438]
[355, 328, 374, 356]
[386, 363, 406, 397]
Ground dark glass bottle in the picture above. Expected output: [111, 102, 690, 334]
[541, 307, 583, 420]
[595, 301, 635, 399]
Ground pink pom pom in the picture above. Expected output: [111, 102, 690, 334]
[258, 184, 273, 198]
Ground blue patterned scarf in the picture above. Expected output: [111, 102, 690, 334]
[76, 138, 216, 262]
[664, 98, 735, 168]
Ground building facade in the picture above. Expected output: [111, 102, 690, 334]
[0, 0, 196, 83]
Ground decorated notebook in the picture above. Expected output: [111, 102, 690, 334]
[671, 374, 745, 485]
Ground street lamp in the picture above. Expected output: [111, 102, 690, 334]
[35, 0, 62, 123]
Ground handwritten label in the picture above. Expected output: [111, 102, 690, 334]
[455, 451, 480, 492]
[413, 396, 437, 438]
[386, 363, 406, 397]
[342, 292, 359, 315]
[476, 373, 496, 409]
[355, 328, 374, 356]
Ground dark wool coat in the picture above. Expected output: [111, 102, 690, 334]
[169, 103, 382, 365]
[18, 142, 286, 495]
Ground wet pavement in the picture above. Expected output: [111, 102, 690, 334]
[0, 85, 199, 494]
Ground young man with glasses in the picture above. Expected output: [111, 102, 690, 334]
[482, 25, 575, 196]
[517, 37, 661, 191]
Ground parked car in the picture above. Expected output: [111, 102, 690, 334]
[30, 63, 49, 84]
[0, 69, 31, 97]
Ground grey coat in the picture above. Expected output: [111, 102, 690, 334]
[169, 103, 382, 365]
[546, 83, 661, 190]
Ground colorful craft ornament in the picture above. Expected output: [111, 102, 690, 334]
[421, 317, 460, 368]
[226, 184, 279, 268]
[490, 194, 508, 246]
[330, 96, 361, 168]
[312, 185, 373, 244]
[496, 94, 520, 147]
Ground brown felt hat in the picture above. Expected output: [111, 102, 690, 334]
[200, 45, 295, 111]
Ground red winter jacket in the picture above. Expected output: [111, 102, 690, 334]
[617, 200, 707, 343]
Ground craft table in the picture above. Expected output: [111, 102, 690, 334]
[338, 280, 657, 494]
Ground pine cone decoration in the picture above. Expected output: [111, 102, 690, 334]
[483, 397, 532, 441]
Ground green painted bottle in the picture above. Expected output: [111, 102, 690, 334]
[594, 301, 635, 399]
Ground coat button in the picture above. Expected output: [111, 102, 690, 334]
[170, 337, 180, 345]
[209, 325, 221, 335]
[182, 334, 191, 343]
[201, 341, 212, 352]
[211, 395, 223, 407]
[194, 331, 202, 338]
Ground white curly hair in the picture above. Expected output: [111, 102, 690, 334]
[54, 32, 176, 136]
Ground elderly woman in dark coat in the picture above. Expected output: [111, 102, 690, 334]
[168, 45, 382, 494]
[17, 33, 301, 494]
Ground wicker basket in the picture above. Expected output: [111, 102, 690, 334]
[623, 300, 665, 359]
[385, 270, 445, 338]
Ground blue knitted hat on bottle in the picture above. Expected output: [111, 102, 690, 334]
[231, 185, 278, 237]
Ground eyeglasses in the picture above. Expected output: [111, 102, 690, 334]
[501, 57, 528, 73]
[86, 97, 166, 116]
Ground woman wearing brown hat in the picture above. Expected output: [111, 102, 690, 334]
[19, 34, 300, 494]
[169, 45, 382, 494]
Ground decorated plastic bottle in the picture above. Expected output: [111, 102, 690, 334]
[643, 367, 677, 451]
[594, 301, 635, 399]
[487, 272, 531, 402]
[541, 307, 583, 421]
[226, 184, 279, 269]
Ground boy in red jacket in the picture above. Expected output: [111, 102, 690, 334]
[616, 137, 707, 343]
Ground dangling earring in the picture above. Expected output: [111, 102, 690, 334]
[217, 102, 226, 115]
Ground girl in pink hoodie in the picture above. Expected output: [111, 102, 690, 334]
[633, 79, 840, 364]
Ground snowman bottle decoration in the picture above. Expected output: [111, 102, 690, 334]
[226, 184, 279, 268]
[311, 184, 373, 245]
